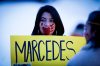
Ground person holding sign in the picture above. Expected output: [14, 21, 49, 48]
[31, 5, 64, 35]
[67, 11, 100, 66]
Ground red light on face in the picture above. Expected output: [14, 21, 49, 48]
[40, 22, 55, 35]
[42, 27, 50, 35]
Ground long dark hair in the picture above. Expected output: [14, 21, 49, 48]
[31, 5, 64, 35]
[87, 11, 100, 48]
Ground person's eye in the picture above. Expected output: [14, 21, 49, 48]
[84, 26, 88, 31]
[40, 19, 46, 22]
[50, 19, 54, 22]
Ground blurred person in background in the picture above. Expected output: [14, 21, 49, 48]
[71, 23, 84, 36]
[67, 11, 100, 66]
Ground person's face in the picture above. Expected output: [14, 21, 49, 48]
[84, 24, 92, 42]
[39, 12, 56, 35]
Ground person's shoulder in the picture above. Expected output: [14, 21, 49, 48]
[67, 44, 100, 66]
[81, 41, 94, 51]
[67, 50, 86, 66]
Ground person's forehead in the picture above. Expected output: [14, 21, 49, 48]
[41, 12, 52, 18]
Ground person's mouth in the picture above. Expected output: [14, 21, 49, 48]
[42, 27, 51, 35]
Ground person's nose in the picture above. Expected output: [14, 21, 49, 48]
[44, 21, 50, 28]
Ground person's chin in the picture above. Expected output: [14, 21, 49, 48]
[43, 33, 50, 35]
[86, 38, 90, 43]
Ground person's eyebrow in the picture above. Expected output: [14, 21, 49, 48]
[41, 17, 46, 19]
[41, 17, 53, 20]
